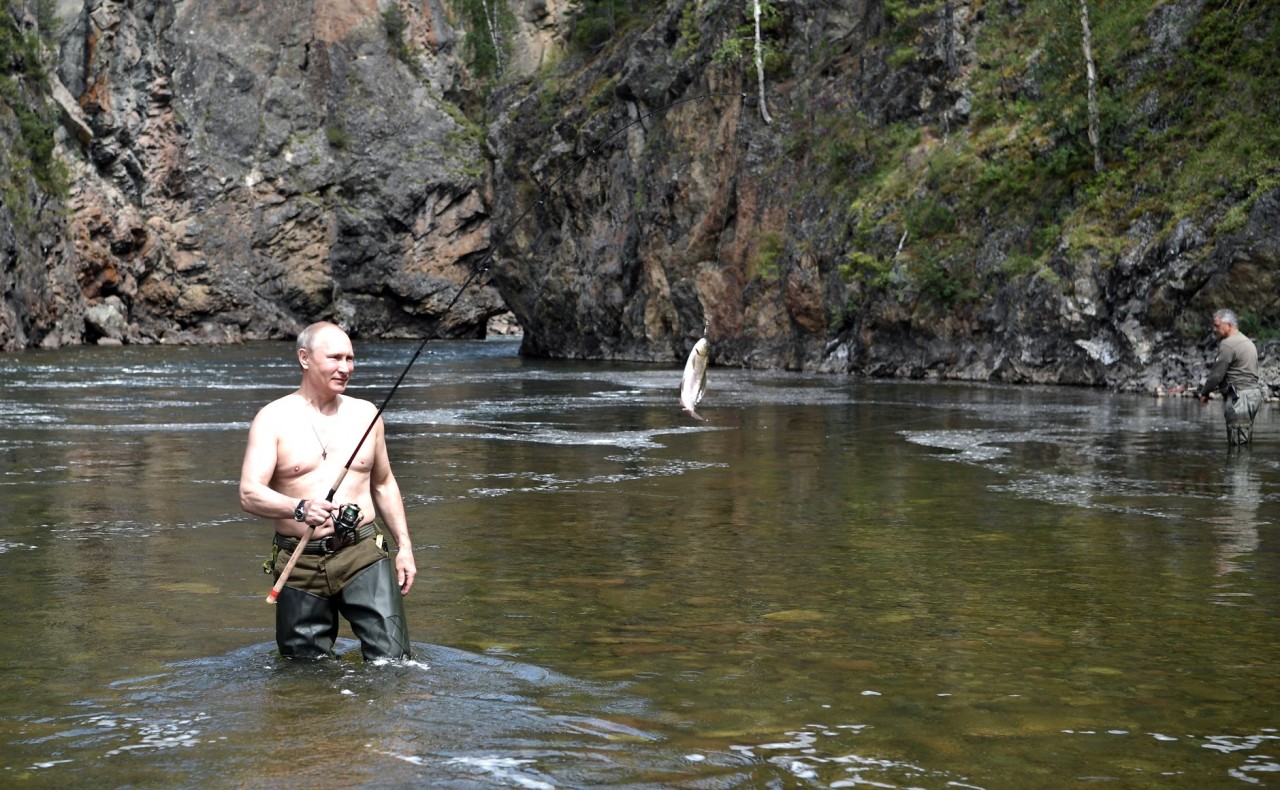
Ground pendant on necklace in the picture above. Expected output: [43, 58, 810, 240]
[310, 422, 330, 461]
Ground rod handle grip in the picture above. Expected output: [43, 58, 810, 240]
[265, 524, 314, 603]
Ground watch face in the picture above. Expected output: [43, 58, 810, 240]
[294, 500, 306, 521]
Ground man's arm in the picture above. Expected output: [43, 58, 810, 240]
[240, 407, 299, 521]
[369, 418, 417, 596]
[1198, 345, 1233, 401]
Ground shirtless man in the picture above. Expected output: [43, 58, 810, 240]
[240, 322, 416, 659]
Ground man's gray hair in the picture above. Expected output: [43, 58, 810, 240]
[296, 321, 342, 354]
[1214, 309, 1239, 328]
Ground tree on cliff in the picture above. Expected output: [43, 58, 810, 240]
[1078, 0, 1103, 173]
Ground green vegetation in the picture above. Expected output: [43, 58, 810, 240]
[449, 0, 516, 77]
[884, 0, 943, 28]
[325, 125, 350, 149]
[675, 2, 701, 59]
[1239, 309, 1280, 343]
[841, 250, 890, 288]
[381, 4, 423, 77]
[710, 0, 788, 77]
[466, 0, 1275, 321]
[0, 0, 69, 222]
[441, 101, 487, 173]
[753, 231, 784, 282]
[811, 0, 1280, 311]
[567, 0, 664, 54]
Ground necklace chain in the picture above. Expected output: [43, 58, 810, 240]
[310, 422, 330, 460]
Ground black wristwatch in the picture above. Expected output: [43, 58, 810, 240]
[293, 499, 308, 522]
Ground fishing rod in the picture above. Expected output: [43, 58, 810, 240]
[267, 90, 749, 602]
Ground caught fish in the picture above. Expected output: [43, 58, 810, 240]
[680, 338, 710, 421]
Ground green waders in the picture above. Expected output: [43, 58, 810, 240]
[271, 528, 411, 661]
[1224, 387, 1264, 447]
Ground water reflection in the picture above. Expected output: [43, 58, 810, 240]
[1215, 451, 1263, 576]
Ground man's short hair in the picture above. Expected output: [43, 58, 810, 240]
[296, 321, 342, 354]
[1214, 309, 1239, 328]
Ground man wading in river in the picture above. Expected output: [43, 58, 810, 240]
[240, 322, 415, 659]
[1197, 308, 1264, 447]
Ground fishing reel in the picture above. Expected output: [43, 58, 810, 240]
[332, 502, 362, 545]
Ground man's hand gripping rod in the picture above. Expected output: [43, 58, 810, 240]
[265, 468, 352, 603]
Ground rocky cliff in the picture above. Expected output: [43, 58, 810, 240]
[484, 0, 1280, 393]
[3, 0, 504, 349]
[3, 0, 1278, 396]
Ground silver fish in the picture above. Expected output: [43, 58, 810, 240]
[680, 338, 710, 421]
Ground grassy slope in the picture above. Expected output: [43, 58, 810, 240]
[827, 0, 1280, 337]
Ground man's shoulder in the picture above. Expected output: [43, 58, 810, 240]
[255, 391, 304, 420]
[1226, 332, 1257, 352]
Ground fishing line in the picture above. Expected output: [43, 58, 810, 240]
[269, 90, 749, 601]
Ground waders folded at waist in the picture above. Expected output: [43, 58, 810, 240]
[265, 523, 393, 600]
[262, 523, 383, 577]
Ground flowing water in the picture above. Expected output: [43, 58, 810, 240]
[1, 338, 1277, 788]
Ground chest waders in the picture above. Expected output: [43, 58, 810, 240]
[1224, 387, 1264, 447]
[270, 530, 410, 660]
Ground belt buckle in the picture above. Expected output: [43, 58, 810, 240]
[318, 536, 338, 554]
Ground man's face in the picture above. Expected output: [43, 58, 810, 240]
[300, 328, 355, 393]
[1213, 317, 1232, 339]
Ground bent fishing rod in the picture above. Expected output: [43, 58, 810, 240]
[267, 90, 748, 602]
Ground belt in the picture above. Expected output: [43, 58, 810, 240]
[274, 523, 377, 555]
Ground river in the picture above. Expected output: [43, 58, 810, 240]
[1, 338, 1276, 788]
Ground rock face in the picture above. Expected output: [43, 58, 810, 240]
[4, 0, 505, 349]
[3, 0, 1278, 397]
[482, 0, 1280, 392]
